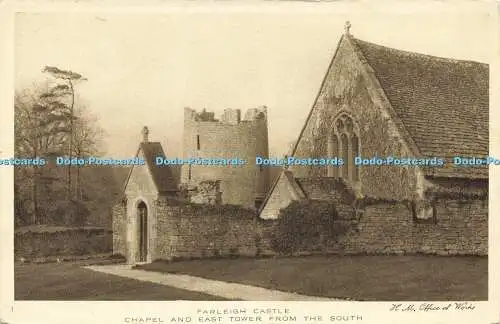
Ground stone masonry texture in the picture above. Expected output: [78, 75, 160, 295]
[181, 107, 271, 208]
[338, 198, 488, 256]
[153, 201, 275, 260]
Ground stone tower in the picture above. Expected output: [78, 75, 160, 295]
[181, 106, 271, 209]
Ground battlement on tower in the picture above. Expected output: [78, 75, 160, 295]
[182, 105, 270, 209]
[184, 106, 267, 125]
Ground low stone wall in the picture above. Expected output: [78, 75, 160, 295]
[112, 192, 487, 262]
[15, 226, 113, 259]
[338, 198, 488, 256]
[154, 201, 276, 260]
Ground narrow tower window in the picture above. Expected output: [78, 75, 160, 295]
[196, 135, 200, 150]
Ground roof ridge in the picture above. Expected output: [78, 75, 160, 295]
[351, 37, 489, 66]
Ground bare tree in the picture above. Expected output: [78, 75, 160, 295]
[72, 103, 105, 201]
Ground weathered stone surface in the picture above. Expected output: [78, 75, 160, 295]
[181, 107, 271, 208]
[289, 36, 420, 201]
[338, 198, 488, 256]
[188, 180, 222, 205]
[154, 202, 276, 260]
[112, 202, 127, 257]
[113, 199, 276, 262]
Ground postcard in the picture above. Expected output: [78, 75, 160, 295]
[1, 1, 499, 323]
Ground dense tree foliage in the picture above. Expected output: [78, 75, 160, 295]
[14, 73, 127, 228]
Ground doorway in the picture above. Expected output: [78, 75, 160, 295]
[137, 201, 148, 262]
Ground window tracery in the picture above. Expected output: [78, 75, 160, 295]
[327, 113, 360, 183]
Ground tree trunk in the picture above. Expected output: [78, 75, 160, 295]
[76, 165, 80, 201]
[68, 80, 75, 202]
[32, 167, 38, 225]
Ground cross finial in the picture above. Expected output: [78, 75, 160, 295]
[142, 126, 149, 143]
[344, 21, 351, 35]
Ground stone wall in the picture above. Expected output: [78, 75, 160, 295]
[337, 198, 488, 256]
[269, 195, 487, 256]
[154, 201, 275, 260]
[112, 190, 487, 262]
[15, 227, 112, 259]
[187, 180, 222, 205]
[112, 202, 127, 257]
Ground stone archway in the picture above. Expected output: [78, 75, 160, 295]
[137, 201, 148, 262]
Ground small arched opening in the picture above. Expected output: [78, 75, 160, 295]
[137, 201, 148, 262]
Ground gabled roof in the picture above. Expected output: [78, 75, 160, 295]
[259, 30, 489, 217]
[122, 142, 178, 195]
[350, 37, 489, 179]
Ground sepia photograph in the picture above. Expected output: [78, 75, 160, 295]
[1, 1, 499, 323]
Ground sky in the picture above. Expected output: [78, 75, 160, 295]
[14, 5, 496, 159]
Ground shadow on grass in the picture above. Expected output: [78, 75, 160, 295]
[136, 254, 488, 301]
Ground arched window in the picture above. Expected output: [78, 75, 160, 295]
[327, 113, 360, 184]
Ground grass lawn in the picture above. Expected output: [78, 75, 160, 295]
[15, 260, 229, 300]
[137, 255, 488, 301]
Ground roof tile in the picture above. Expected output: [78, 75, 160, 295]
[140, 142, 178, 192]
[351, 38, 489, 179]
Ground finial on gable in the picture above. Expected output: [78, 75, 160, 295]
[142, 126, 149, 143]
[344, 21, 351, 35]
